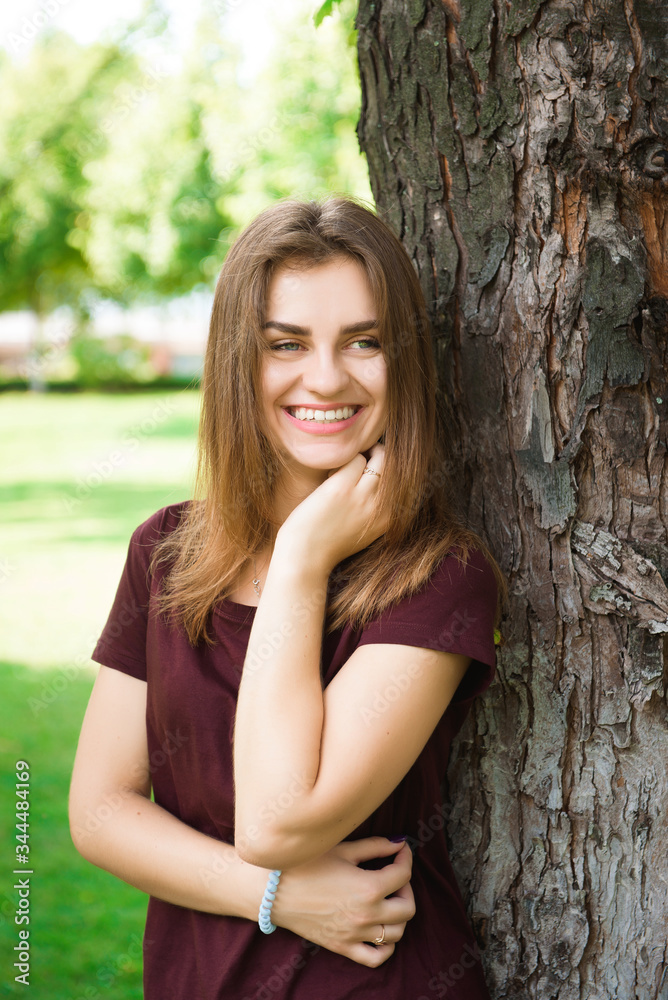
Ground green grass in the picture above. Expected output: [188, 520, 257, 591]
[0, 389, 200, 998]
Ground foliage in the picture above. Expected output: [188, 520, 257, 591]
[0, 1, 371, 324]
[248, 0, 368, 212]
[314, 0, 347, 27]
[192, 0, 370, 229]
[0, 37, 136, 316]
[68, 332, 155, 388]
[74, 32, 238, 302]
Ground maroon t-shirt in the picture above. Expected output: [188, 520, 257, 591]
[92, 502, 497, 1000]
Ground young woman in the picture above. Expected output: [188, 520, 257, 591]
[69, 196, 504, 1000]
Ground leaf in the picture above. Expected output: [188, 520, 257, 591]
[314, 0, 343, 27]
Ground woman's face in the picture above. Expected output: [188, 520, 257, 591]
[260, 256, 388, 479]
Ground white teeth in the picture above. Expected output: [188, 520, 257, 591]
[287, 405, 358, 422]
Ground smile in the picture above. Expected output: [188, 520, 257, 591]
[285, 405, 360, 422]
[281, 405, 364, 434]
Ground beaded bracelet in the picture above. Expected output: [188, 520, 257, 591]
[258, 869, 282, 934]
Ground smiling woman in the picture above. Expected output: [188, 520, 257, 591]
[259, 257, 387, 496]
[68, 196, 506, 1000]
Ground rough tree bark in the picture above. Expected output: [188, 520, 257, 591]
[356, 1, 668, 997]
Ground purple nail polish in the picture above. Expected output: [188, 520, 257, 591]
[389, 835, 407, 842]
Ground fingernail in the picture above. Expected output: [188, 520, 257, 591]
[389, 835, 407, 842]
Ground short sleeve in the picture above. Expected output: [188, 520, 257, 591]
[91, 504, 183, 681]
[357, 547, 499, 704]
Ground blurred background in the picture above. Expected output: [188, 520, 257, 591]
[0, 1, 370, 994]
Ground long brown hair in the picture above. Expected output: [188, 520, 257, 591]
[153, 196, 506, 644]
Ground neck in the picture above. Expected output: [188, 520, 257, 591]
[271, 466, 330, 527]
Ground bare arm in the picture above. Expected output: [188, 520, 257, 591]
[69, 665, 265, 918]
[234, 445, 470, 869]
[233, 553, 469, 869]
[69, 665, 415, 967]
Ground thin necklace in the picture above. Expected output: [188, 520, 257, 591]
[252, 557, 261, 597]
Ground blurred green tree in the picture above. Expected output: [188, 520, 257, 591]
[75, 11, 239, 302]
[0, 35, 134, 318]
[0, 0, 371, 387]
[0, 34, 139, 383]
[199, 0, 370, 229]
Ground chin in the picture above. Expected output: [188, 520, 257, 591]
[290, 445, 363, 467]
[273, 430, 384, 474]
[290, 455, 349, 474]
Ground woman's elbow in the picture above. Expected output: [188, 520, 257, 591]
[68, 785, 110, 861]
[234, 822, 324, 869]
[69, 798, 99, 861]
[68, 782, 136, 861]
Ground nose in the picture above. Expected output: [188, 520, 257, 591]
[300, 345, 350, 396]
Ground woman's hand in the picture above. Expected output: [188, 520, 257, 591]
[276, 442, 390, 575]
[272, 836, 415, 968]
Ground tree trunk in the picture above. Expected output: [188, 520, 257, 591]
[27, 308, 47, 393]
[356, 1, 668, 997]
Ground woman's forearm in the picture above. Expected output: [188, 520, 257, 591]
[71, 789, 267, 920]
[70, 788, 416, 969]
[234, 542, 332, 863]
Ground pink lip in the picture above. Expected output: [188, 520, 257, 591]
[281, 406, 364, 434]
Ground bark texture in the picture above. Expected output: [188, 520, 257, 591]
[356, 1, 668, 997]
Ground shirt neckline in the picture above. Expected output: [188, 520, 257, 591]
[213, 597, 258, 623]
[212, 570, 350, 625]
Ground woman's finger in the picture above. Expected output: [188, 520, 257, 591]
[346, 941, 396, 969]
[366, 919, 407, 946]
[336, 836, 406, 865]
[326, 451, 367, 481]
[380, 884, 416, 926]
[362, 440, 385, 461]
[374, 842, 414, 895]
[386, 878, 415, 908]
[359, 442, 385, 481]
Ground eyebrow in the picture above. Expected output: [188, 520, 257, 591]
[263, 320, 379, 336]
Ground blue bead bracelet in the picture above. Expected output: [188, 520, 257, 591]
[258, 869, 282, 934]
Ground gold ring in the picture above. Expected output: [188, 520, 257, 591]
[363, 467, 381, 478]
[373, 925, 386, 946]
